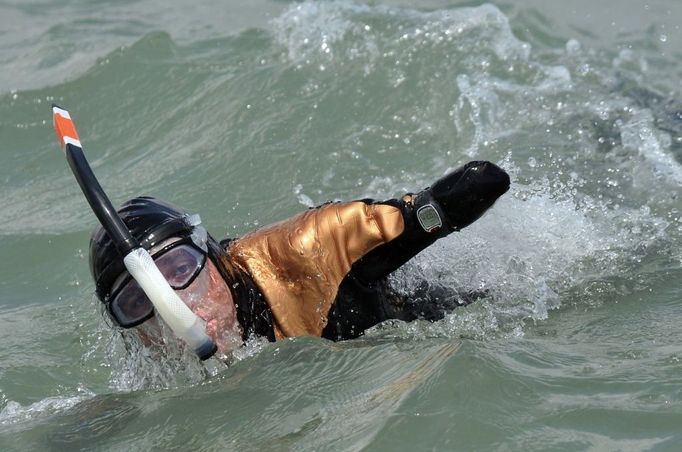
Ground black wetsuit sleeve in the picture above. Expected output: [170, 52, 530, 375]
[349, 159, 512, 286]
[348, 197, 446, 287]
[324, 161, 509, 340]
[321, 198, 454, 340]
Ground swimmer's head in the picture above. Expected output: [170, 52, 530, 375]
[89, 196, 242, 356]
[430, 160, 510, 230]
[90, 197, 204, 302]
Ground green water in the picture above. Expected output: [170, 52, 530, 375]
[2, 0, 682, 450]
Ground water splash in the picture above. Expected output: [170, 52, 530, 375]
[94, 318, 268, 391]
[382, 158, 670, 340]
[0, 392, 93, 429]
[272, 2, 530, 68]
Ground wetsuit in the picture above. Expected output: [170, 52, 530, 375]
[219, 160, 509, 342]
[223, 198, 470, 341]
[226, 196, 420, 339]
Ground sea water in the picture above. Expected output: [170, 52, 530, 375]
[1, 0, 682, 450]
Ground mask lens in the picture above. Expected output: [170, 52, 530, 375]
[110, 280, 154, 327]
[107, 242, 207, 328]
[155, 244, 206, 289]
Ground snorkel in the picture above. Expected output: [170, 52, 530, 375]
[52, 105, 217, 360]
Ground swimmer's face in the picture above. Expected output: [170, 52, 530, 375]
[431, 160, 510, 230]
[113, 237, 242, 358]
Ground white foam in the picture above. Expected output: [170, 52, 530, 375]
[271, 2, 531, 70]
[617, 108, 682, 184]
[0, 392, 94, 427]
[97, 315, 269, 391]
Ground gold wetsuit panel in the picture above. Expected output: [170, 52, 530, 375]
[227, 201, 405, 339]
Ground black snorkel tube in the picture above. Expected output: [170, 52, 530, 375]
[52, 105, 217, 360]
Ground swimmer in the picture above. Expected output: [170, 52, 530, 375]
[89, 161, 510, 358]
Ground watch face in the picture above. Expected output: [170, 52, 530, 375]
[417, 204, 442, 232]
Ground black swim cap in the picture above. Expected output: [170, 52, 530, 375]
[89, 196, 204, 302]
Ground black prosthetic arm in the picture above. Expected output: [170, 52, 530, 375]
[349, 161, 510, 286]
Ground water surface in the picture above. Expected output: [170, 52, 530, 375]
[1, 0, 682, 450]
